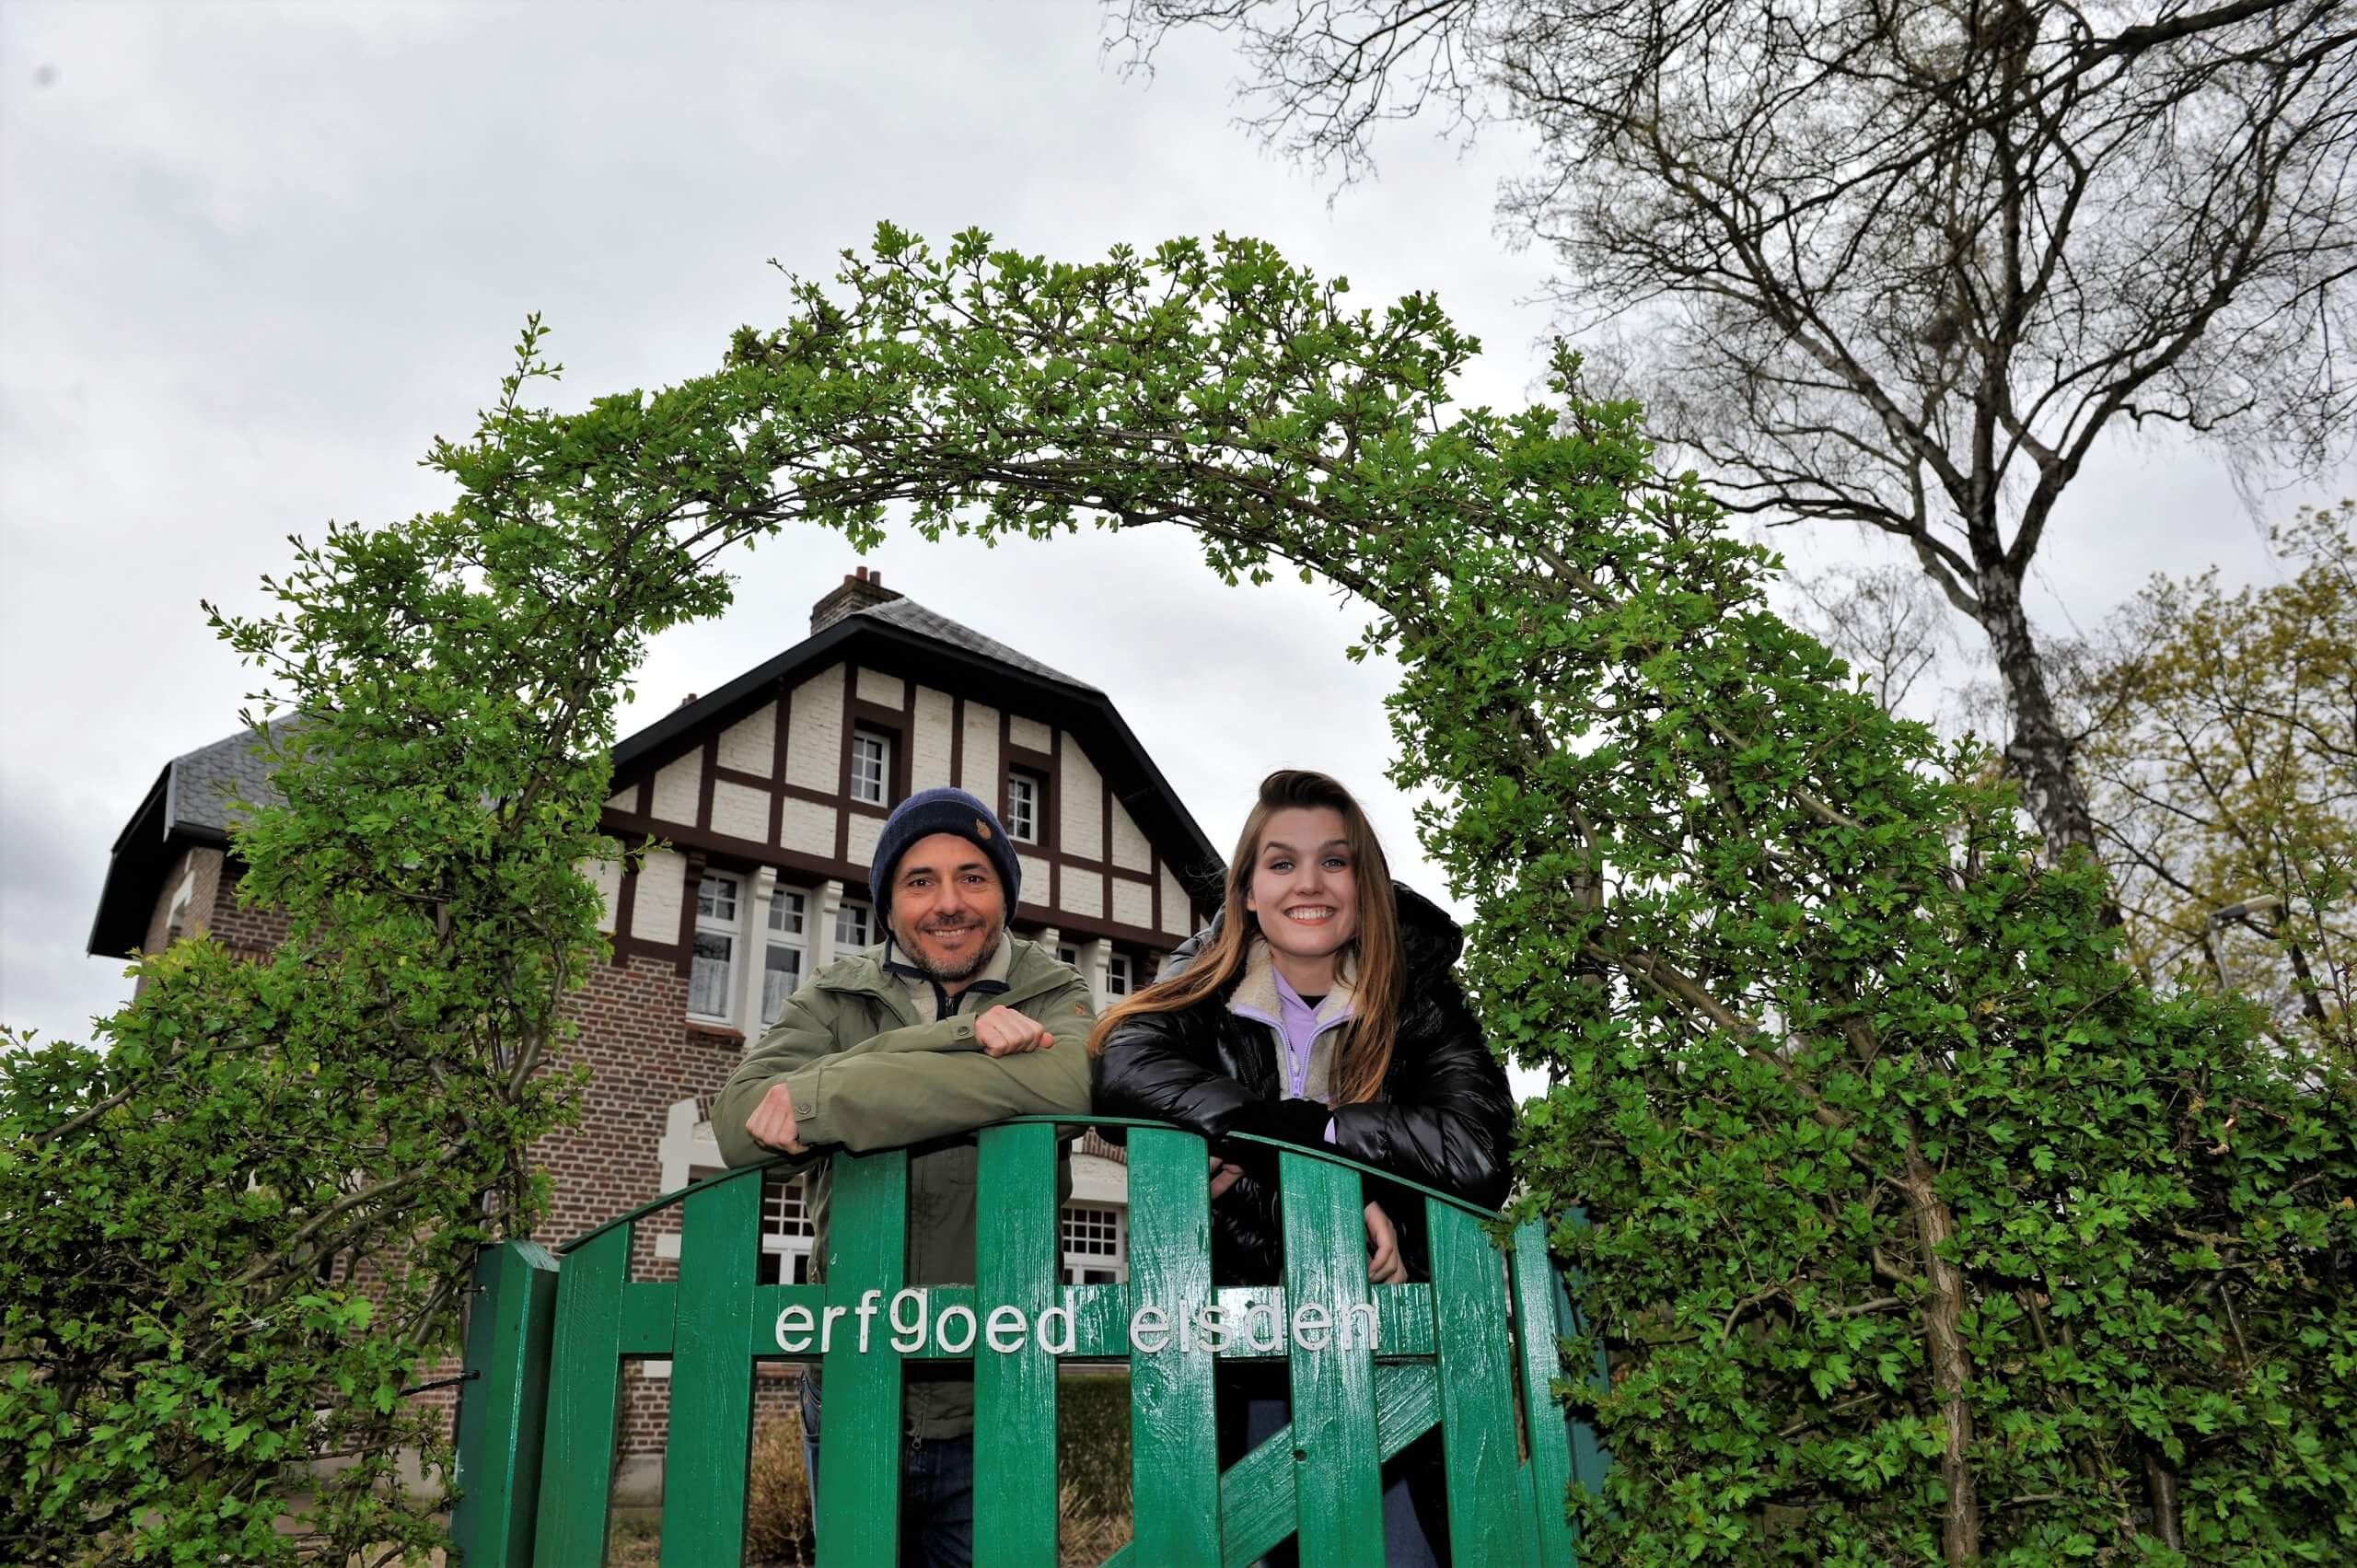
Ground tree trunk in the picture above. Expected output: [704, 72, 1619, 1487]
[1973, 560, 2107, 865]
[1901, 1146, 1980, 1564]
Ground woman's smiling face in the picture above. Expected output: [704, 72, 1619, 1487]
[1245, 805, 1361, 980]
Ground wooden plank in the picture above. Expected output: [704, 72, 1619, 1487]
[620, 1283, 676, 1354]
[1428, 1202, 1536, 1566]
[1512, 1218, 1601, 1566]
[1277, 1153, 1383, 1565]
[449, 1238, 559, 1568]
[662, 1174, 763, 1566]
[815, 1148, 908, 1568]
[973, 1121, 1060, 1566]
[1552, 1224, 1615, 1499]
[534, 1221, 630, 1568]
[1124, 1127, 1220, 1568]
[1097, 1364, 1442, 1568]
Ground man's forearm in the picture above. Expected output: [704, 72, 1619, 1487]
[785, 1040, 1091, 1152]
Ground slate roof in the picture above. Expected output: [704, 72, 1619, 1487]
[161, 727, 281, 834]
[94, 595, 1216, 958]
[853, 598, 1097, 692]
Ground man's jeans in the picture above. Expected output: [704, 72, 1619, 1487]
[799, 1373, 975, 1568]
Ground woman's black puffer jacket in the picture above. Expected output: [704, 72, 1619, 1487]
[1092, 884, 1515, 1285]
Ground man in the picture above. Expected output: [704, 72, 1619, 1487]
[711, 786, 1096, 1568]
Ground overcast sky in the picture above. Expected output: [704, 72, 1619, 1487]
[2, 1, 2347, 1058]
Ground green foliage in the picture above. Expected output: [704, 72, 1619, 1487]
[0, 321, 665, 1563]
[8, 225, 2347, 1563]
[2076, 504, 2357, 1063]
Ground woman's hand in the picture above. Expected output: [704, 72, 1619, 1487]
[1209, 1154, 1244, 1200]
[1364, 1201, 1407, 1283]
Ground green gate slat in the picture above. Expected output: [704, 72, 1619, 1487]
[1511, 1218, 1614, 1566]
[451, 1239, 559, 1568]
[1427, 1203, 1536, 1566]
[973, 1122, 1059, 1566]
[1552, 1223, 1614, 1496]
[534, 1221, 631, 1567]
[661, 1175, 762, 1566]
[1277, 1152, 1384, 1564]
[815, 1148, 908, 1568]
[1100, 1362, 1443, 1568]
[1124, 1128, 1220, 1567]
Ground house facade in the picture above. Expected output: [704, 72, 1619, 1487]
[89, 567, 1221, 1485]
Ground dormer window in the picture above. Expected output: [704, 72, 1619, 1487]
[851, 729, 891, 805]
[1006, 770, 1043, 843]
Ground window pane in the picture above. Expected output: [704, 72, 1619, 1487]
[1105, 954, 1132, 997]
[697, 874, 738, 922]
[1056, 944, 1080, 968]
[768, 889, 806, 935]
[1007, 774, 1037, 842]
[761, 943, 803, 1027]
[852, 733, 889, 805]
[836, 902, 871, 947]
[689, 932, 734, 1016]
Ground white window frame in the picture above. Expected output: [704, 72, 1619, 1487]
[851, 730, 892, 806]
[1104, 952, 1134, 998]
[761, 887, 809, 1028]
[761, 1169, 819, 1285]
[835, 899, 873, 950]
[690, 873, 741, 1021]
[1061, 1202, 1126, 1284]
[1006, 771, 1041, 843]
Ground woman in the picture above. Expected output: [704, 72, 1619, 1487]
[1090, 769, 1514, 1565]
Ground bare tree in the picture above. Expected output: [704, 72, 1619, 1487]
[1112, 0, 2357, 863]
[1785, 560, 1979, 723]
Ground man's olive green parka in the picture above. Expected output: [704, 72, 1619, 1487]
[710, 934, 1096, 1439]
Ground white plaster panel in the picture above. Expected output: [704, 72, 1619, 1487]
[1017, 854, 1051, 909]
[856, 667, 906, 708]
[1159, 865, 1190, 938]
[846, 812, 885, 870]
[633, 849, 687, 943]
[911, 686, 955, 793]
[651, 753, 702, 825]
[780, 797, 837, 857]
[961, 703, 1000, 796]
[718, 703, 777, 777]
[586, 856, 623, 934]
[1112, 877, 1153, 932]
[1062, 868, 1103, 920]
[1059, 733, 1104, 862]
[605, 787, 637, 813]
[711, 780, 770, 842]
[1008, 714, 1051, 753]
[786, 667, 844, 793]
[1109, 799, 1151, 873]
[1069, 1151, 1129, 1206]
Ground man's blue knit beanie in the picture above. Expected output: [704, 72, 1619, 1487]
[867, 787, 1023, 912]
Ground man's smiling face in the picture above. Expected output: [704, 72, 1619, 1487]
[887, 830, 1007, 988]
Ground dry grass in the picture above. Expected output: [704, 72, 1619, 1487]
[593, 1409, 1133, 1566]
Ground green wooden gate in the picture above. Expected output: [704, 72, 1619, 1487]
[449, 1116, 1608, 1565]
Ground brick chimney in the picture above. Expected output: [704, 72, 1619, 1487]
[809, 565, 903, 633]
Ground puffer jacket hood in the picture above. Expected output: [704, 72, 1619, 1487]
[1093, 881, 1513, 1284]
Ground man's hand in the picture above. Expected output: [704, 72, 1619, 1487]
[1208, 1154, 1244, 1200]
[1364, 1201, 1407, 1284]
[744, 1082, 807, 1154]
[973, 1005, 1055, 1058]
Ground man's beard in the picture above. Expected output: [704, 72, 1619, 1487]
[906, 918, 1004, 984]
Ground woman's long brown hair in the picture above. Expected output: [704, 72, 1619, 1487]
[1087, 770, 1403, 1105]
